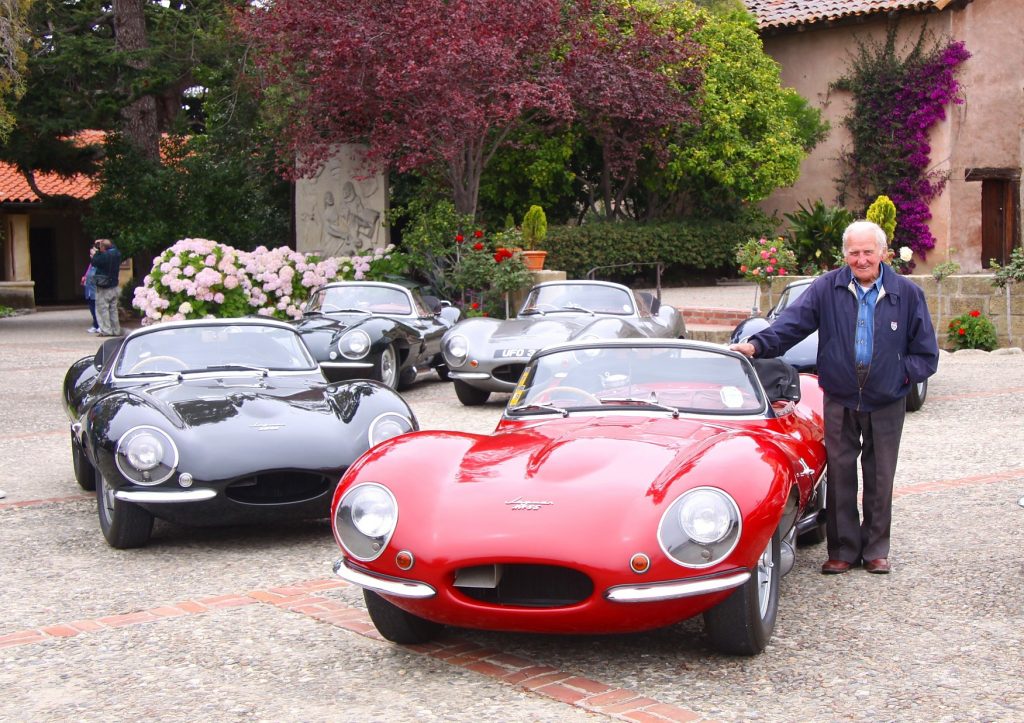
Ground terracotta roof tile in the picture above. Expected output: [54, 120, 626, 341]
[0, 130, 104, 204]
[743, 1, 949, 30]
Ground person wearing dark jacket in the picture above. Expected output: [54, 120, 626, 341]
[92, 238, 122, 336]
[731, 220, 939, 575]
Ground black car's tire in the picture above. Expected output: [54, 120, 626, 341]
[435, 365, 453, 382]
[71, 434, 96, 491]
[905, 378, 927, 412]
[397, 365, 418, 390]
[363, 590, 442, 644]
[372, 343, 399, 389]
[797, 476, 827, 546]
[96, 473, 154, 549]
[704, 528, 780, 656]
[453, 379, 490, 406]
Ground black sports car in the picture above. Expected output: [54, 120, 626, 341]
[292, 281, 461, 389]
[63, 318, 418, 548]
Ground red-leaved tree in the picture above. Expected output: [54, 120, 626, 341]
[239, 0, 573, 219]
[563, 1, 704, 220]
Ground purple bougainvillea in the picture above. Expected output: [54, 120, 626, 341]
[836, 28, 970, 260]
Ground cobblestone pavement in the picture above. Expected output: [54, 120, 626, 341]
[2, 304, 1023, 722]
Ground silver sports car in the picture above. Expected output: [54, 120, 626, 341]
[441, 280, 687, 405]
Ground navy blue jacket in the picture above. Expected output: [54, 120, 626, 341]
[92, 245, 122, 288]
[749, 265, 939, 411]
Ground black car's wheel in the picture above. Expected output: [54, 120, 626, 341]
[905, 378, 928, 412]
[96, 473, 154, 549]
[372, 343, 399, 389]
[797, 476, 827, 546]
[397, 365, 418, 390]
[71, 434, 96, 491]
[453, 379, 490, 406]
[363, 590, 443, 644]
[704, 528, 780, 656]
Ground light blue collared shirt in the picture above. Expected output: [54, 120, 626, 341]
[853, 268, 884, 366]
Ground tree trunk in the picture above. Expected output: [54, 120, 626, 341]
[113, 0, 159, 161]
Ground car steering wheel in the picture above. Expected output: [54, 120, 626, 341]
[532, 385, 600, 405]
[128, 355, 188, 373]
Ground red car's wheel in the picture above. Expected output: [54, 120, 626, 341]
[703, 527, 780, 656]
[364, 590, 442, 644]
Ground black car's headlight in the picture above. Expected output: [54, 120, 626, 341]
[443, 334, 469, 367]
[338, 329, 371, 360]
[658, 487, 741, 568]
[335, 483, 397, 561]
[368, 412, 414, 447]
[115, 425, 178, 485]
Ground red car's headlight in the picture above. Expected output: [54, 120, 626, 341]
[334, 483, 397, 561]
[658, 487, 741, 569]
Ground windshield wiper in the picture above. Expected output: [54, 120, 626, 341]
[179, 364, 270, 377]
[600, 396, 680, 418]
[511, 402, 570, 417]
[323, 307, 371, 315]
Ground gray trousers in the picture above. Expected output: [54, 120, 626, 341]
[95, 285, 121, 335]
[823, 394, 906, 563]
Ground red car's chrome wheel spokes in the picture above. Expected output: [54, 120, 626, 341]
[756, 539, 775, 619]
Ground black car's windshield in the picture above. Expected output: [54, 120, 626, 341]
[115, 324, 317, 377]
[772, 282, 810, 316]
[520, 283, 634, 316]
[508, 345, 765, 416]
[306, 284, 413, 316]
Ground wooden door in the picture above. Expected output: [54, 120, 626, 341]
[981, 179, 1019, 268]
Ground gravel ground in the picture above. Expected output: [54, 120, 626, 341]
[2, 302, 1023, 722]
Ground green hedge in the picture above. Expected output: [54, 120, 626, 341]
[545, 218, 773, 281]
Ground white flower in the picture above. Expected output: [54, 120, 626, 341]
[179, 301, 193, 314]
[899, 246, 913, 263]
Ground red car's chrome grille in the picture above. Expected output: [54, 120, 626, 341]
[492, 364, 527, 383]
[453, 564, 593, 607]
[226, 471, 332, 505]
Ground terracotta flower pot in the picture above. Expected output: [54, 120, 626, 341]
[521, 250, 547, 271]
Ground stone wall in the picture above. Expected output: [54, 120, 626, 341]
[766, 274, 1023, 350]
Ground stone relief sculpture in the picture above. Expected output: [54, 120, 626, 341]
[296, 145, 388, 258]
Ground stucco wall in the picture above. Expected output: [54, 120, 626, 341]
[758, 3, 1023, 275]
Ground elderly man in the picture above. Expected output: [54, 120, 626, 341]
[731, 220, 938, 575]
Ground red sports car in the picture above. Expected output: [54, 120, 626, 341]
[330, 339, 827, 655]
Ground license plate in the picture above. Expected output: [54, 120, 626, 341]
[495, 348, 537, 359]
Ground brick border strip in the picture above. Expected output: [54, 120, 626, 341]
[0, 578, 711, 722]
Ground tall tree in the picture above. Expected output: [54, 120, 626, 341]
[241, 0, 573, 219]
[0, 0, 30, 142]
[562, 0, 703, 220]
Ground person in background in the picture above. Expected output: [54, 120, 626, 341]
[82, 242, 100, 333]
[730, 220, 938, 576]
[92, 238, 122, 337]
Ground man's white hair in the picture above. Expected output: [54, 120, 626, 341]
[842, 220, 888, 254]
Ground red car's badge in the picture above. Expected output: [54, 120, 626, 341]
[505, 496, 553, 511]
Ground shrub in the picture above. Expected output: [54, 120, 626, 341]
[784, 200, 853, 274]
[735, 236, 798, 286]
[946, 310, 997, 351]
[521, 205, 548, 250]
[451, 229, 533, 318]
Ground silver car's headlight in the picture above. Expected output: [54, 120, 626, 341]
[335, 483, 397, 561]
[658, 487, 741, 568]
[443, 334, 469, 367]
[368, 412, 414, 447]
[338, 329, 371, 360]
[115, 425, 178, 485]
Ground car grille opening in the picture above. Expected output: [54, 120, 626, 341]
[453, 564, 593, 607]
[226, 471, 332, 505]
[492, 364, 527, 384]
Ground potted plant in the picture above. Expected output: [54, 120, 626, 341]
[520, 205, 548, 271]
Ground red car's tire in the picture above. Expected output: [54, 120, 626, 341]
[703, 527, 780, 656]
[364, 590, 442, 645]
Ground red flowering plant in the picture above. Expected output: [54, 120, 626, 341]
[946, 309, 998, 351]
[451, 228, 532, 318]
